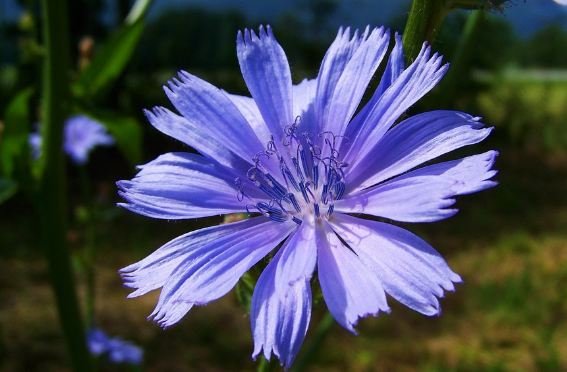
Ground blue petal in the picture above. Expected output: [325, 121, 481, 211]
[319, 27, 390, 140]
[117, 152, 254, 220]
[394, 150, 499, 196]
[237, 25, 293, 143]
[274, 223, 317, 295]
[164, 71, 266, 162]
[144, 106, 250, 173]
[338, 151, 498, 223]
[292, 78, 317, 119]
[342, 43, 449, 168]
[343, 33, 404, 145]
[226, 79, 318, 146]
[120, 218, 265, 298]
[251, 227, 315, 368]
[336, 176, 458, 223]
[330, 213, 462, 316]
[373, 32, 405, 98]
[314, 27, 364, 137]
[317, 222, 390, 333]
[150, 219, 293, 328]
[226, 93, 272, 144]
[348, 110, 493, 192]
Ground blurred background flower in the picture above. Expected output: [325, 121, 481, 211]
[29, 115, 114, 165]
[87, 328, 143, 365]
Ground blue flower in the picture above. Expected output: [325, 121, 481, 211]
[87, 328, 143, 365]
[29, 115, 114, 165]
[118, 26, 497, 367]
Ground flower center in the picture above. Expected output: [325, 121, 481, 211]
[236, 118, 347, 225]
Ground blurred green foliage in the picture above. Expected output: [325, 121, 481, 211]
[478, 71, 567, 152]
[0, 0, 152, 206]
[73, 15, 145, 99]
[0, 87, 33, 179]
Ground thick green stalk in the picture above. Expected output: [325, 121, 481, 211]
[441, 10, 484, 101]
[403, 0, 449, 62]
[39, 0, 92, 370]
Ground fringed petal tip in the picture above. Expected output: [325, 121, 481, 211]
[115, 180, 132, 192]
[334, 24, 387, 41]
[237, 24, 276, 45]
[344, 306, 392, 335]
[251, 351, 295, 370]
[148, 301, 194, 330]
[143, 106, 170, 125]
[162, 70, 198, 97]
[422, 273, 462, 317]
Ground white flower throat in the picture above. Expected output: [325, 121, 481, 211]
[236, 118, 347, 225]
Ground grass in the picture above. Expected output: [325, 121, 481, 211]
[1, 144, 566, 371]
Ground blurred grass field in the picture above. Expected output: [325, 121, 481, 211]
[1, 81, 566, 370]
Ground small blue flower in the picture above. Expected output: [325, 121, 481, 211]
[87, 328, 143, 365]
[118, 26, 497, 368]
[30, 115, 114, 165]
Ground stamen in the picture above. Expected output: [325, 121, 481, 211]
[288, 193, 301, 212]
[257, 202, 288, 222]
[299, 182, 310, 203]
[333, 181, 345, 200]
[234, 177, 245, 201]
[280, 159, 300, 192]
[314, 203, 320, 218]
[312, 160, 319, 189]
[322, 183, 329, 204]
[292, 157, 305, 182]
[327, 204, 334, 217]
[236, 123, 347, 224]
[265, 173, 287, 198]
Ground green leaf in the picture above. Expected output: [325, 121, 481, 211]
[235, 272, 255, 312]
[87, 112, 142, 165]
[0, 87, 33, 177]
[73, 22, 144, 98]
[0, 178, 17, 204]
[73, 0, 153, 98]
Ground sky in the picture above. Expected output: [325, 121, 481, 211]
[1, 0, 567, 38]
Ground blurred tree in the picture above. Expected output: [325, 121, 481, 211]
[132, 8, 246, 72]
[522, 25, 567, 68]
[437, 11, 517, 70]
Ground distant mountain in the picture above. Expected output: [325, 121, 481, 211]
[1, 0, 566, 38]
[502, 0, 567, 37]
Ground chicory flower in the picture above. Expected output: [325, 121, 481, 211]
[118, 25, 497, 367]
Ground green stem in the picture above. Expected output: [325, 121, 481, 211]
[256, 355, 273, 372]
[451, 10, 483, 71]
[441, 10, 484, 101]
[291, 312, 334, 372]
[402, 0, 449, 62]
[39, 0, 92, 370]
